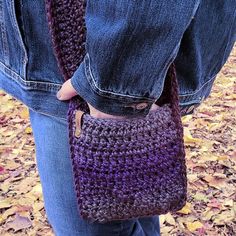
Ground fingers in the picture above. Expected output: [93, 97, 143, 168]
[56, 79, 160, 118]
[88, 103, 160, 119]
[87, 103, 129, 119]
[57, 79, 77, 100]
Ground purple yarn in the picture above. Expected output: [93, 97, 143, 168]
[45, 0, 89, 112]
[66, 65, 187, 223]
[45, 0, 187, 223]
[68, 94, 187, 223]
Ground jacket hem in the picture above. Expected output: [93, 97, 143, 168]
[1, 60, 216, 117]
[0, 68, 68, 120]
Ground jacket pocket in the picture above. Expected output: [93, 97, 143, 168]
[0, 0, 9, 65]
[0, 0, 28, 77]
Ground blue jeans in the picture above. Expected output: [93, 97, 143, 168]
[29, 109, 161, 236]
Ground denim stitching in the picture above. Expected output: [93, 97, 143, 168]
[29, 108, 67, 122]
[179, 75, 215, 97]
[0, 61, 62, 91]
[85, 53, 155, 101]
[0, 1, 9, 65]
[9, 0, 28, 78]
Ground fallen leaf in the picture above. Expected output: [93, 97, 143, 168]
[5, 160, 21, 170]
[213, 210, 235, 225]
[207, 199, 222, 209]
[193, 193, 209, 202]
[0, 199, 12, 209]
[25, 127, 32, 134]
[1, 206, 18, 222]
[5, 213, 32, 232]
[19, 108, 29, 119]
[177, 202, 192, 215]
[186, 221, 203, 232]
[163, 212, 176, 226]
[203, 175, 226, 189]
[184, 130, 202, 145]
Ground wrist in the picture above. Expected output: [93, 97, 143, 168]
[87, 103, 159, 119]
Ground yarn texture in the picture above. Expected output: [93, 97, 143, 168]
[67, 66, 187, 222]
[45, 0, 188, 223]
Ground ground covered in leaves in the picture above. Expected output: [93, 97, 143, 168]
[0, 47, 235, 235]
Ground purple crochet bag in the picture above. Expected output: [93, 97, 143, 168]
[67, 65, 187, 223]
[45, 0, 187, 223]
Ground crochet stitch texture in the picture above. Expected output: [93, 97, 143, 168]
[67, 66, 187, 222]
[45, 0, 187, 222]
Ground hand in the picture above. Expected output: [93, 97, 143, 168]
[56, 79, 77, 101]
[57, 79, 159, 119]
[56, 79, 127, 119]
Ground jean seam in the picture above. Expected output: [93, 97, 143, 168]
[84, 53, 155, 101]
[179, 75, 215, 97]
[0, 61, 62, 90]
[29, 107, 67, 122]
[9, 0, 28, 77]
[0, 2, 10, 65]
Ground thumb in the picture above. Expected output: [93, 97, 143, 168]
[57, 79, 77, 100]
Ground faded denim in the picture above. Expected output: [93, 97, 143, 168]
[0, 0, 235, 117]
[71, 0, 236, 116]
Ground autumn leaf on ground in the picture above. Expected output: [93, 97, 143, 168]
[1, 46, 236, 235]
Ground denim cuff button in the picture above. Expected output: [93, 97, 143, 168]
[136, 102, 148, 110]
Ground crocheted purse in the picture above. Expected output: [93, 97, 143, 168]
[45, 0, 187, 223]
[67, 65, 187, 223]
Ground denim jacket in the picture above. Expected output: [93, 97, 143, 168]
[0, 0, 235, 119]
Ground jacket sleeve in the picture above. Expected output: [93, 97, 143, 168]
[71, 0, 200, 116]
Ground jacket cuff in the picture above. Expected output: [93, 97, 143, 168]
[70, 58, 154, 117]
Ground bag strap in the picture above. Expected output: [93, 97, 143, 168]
[168, 64, 183, 137]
